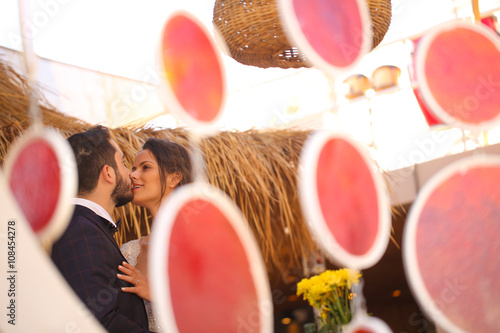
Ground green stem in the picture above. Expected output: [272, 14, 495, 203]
[325, 297, 342, 327]
[331, 287, 348, 324]
[343, 287, 351, 321]
[310, 296, 328, 327]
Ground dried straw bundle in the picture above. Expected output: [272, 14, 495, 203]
[0, 59, 318, 276]
[202, 129, 316, 274]
[0, 61, 89, 136]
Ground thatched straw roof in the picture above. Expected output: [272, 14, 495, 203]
[0, 58, 321, 279]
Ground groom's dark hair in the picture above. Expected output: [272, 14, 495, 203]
[67, 125, 118, 196]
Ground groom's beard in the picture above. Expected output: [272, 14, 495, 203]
[112, 172, 133, 207]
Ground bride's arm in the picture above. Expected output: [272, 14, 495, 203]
[117, 261, 151, 302]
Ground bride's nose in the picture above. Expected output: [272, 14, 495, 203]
[130, 170, 138, 180]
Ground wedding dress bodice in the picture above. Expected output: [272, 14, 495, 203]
[121, 238, 160, 332]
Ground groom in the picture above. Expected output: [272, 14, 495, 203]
[51, 126, 151, 332]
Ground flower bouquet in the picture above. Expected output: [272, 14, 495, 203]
[297, 268, 361, 333]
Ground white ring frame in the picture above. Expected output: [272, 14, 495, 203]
[298, 130, 391, 270]
[3, 126, 77, 245]
[156, 10, 227, 137]
[403, 154, 500, 333]
[149, 182, 273, 333]
[415, 20, 500, 131]
[278, 0, 372, 77]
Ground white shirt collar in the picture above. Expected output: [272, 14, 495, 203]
[72, 198, 116, 227]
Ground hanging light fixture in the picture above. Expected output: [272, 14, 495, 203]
[343, 74, 372, 100]
[371, 65, 402, 92]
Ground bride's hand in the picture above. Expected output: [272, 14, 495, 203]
[117, 261, 151, 302]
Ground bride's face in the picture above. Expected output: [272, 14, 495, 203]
[130, 149, 162, 211]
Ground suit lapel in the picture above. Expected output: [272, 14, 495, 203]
[75, 206, 125, 258]
[96, 216, 124, 253]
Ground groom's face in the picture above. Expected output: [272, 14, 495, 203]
[110, 140, 133, 207]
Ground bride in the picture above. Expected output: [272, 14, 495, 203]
[117, 138, 192, 332]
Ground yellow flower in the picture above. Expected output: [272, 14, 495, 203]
[296, 278, 311, 297]
[297, 269, 361, 297]
[320, 269, 342, 286]
[309, 280, 329, 298]
[296, 268, 362, 328]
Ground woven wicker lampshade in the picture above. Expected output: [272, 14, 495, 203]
[213, 0, 392, 69]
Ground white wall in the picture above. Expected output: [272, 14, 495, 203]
[1, 46, 167, 128]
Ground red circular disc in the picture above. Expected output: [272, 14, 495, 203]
[415, 21, 500, 130]
[150, 183, 272, 332]
[404, 155, 500, 332]
[159, 11, 226, 133]
[279, 0, 372, 75]
[4, 128, 77, 242]
[412, 85, 444, 127]
[9, 139, 59, 232]
[408, 38, 444, 128]
[299, 131, 391, 270]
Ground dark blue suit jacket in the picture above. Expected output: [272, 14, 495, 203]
[51, 205, 151, 332]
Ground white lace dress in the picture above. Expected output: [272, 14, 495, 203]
[121, 238, 161, 332]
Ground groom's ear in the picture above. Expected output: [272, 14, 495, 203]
[101, 165, 116, 184]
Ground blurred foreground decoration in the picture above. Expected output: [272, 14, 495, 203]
[0, 5, 102, 324]
[152, 12, 273, 332]
[298, 131, 391, 271]
[0, 168, 105, 332]
[409, 20, 500, 130]
[403, 156, 500, 332]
